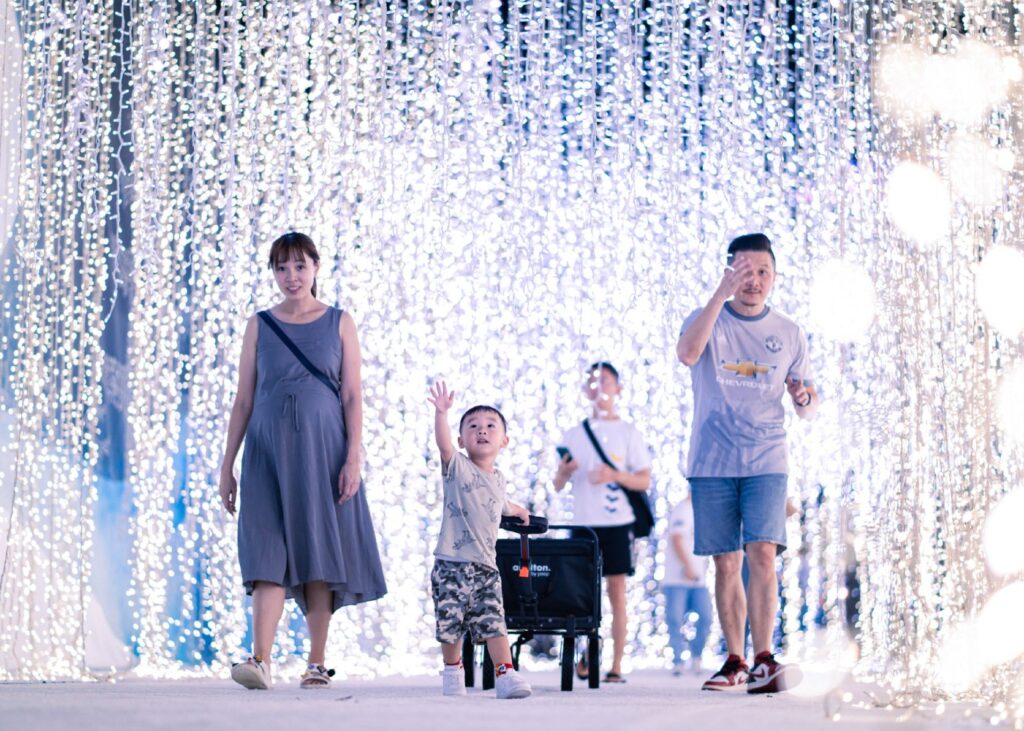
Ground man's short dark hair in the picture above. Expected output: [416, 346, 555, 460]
[459, 405, 508, 433]
[588, 361, 620, 382]
[726, 233, 776, 267]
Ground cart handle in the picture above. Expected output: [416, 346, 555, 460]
[499, 514, 549, 535]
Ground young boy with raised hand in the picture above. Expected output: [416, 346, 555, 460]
[428, 380, 533, 699]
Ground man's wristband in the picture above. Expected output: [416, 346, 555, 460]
[798, 393, 812, 408]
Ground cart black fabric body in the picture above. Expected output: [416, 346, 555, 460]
[463, 518, 603, 691]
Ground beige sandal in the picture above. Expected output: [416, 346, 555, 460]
[300, 664, 335, 689]
[231, 656, 272, 690]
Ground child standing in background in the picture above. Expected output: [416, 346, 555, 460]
[427, 381, 533, 699]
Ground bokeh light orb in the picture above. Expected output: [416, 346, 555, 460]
[984, 488, 1024, 576]
[977, 582, 1024, 668]
[997, 365, 1024, 446]
[976, 246, 1024, 336]
[876, 41, 1014, 125]
[939, 582, 1024, 693]
[876, 45, 933, 121]
[948, 134, 1011, 208]
[937, 620, 984, 693]
[808, 260, 876, 342]
[932, 40, 1011, 125]
[885, 161, 951, 246]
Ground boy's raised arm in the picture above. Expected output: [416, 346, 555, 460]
[428, 380, 456, 467]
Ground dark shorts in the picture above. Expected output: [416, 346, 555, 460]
[431, 559, 508, 644]
[574, 524, 635, 577]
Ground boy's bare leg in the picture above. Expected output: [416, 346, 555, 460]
[485, 636, 513, 667]
[303, 581, 332, 666]
[712, 551, 747, 659]
[252, 581, 286, 659]
[441, 640, 463, 665]
[606, 574, 627, 674]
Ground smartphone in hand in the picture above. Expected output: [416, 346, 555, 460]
[556, 446, 572, 462]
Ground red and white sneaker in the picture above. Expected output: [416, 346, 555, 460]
[746, 653, 802, 694]
[701, 656, 749, 691]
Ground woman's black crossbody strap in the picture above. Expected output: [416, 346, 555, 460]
[257, 310, 340, 400]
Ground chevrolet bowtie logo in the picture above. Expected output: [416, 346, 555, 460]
[721, 360, 775, 378]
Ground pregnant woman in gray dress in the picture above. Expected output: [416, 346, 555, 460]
[219, 232, 387, 690]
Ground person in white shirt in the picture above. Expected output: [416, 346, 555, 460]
[553, 362, 652, 683]
[662, 493, 712, 675]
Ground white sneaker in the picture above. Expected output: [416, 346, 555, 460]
[495, 668, 531, 699]
[231, 656, 272, 690]
[441, 665, 467, 696]
[671, 663, 685, 676]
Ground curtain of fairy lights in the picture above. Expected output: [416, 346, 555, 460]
[0, 0, 113, 679]
[1, 0, 1023, 715]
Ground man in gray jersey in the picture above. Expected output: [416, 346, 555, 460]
[676, 233, 818, 694]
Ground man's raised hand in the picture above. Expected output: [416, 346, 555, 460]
[716, 257, 754, 301]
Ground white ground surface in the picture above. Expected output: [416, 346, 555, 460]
[0, 669, 1004, 731]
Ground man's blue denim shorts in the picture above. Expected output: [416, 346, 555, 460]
[687, 474, 788, 556]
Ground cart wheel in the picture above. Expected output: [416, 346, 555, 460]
[588, 634, 600, 689]
[561, 634, 576, 691]
[482, 648, 495, 690]
[462, 636, 475, 688]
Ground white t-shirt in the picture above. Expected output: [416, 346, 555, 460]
[661, 499, 708, 588]
[558, 418, 652, 527]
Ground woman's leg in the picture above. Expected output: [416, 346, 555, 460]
[252, 581, 286, 659]
[304, 581, 333, 666]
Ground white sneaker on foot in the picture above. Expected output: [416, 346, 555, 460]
[231, 656, 272, 690]
[495, 668, 531, 699]
[441, 664, 467, 696]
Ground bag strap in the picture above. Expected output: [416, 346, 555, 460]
[257, 310, 340, 400]
[581, 419, 620, 473]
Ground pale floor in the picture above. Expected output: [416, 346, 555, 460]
[0, 669, 999, 731]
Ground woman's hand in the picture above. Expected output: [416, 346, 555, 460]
[338, 458, 361, 504]
[219, 469, 238, 515]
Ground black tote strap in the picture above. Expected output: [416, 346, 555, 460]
[581, 419, 619, 471]
[257, 310, 340, 399]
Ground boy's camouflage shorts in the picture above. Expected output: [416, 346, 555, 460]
[431, 559, 508, 644]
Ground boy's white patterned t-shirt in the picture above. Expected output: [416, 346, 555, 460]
[434, 452, 509, 570]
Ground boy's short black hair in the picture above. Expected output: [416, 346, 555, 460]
[588, 361, 620, 381]
[726, 233, 776, 266]
[459, 405, 508, 433]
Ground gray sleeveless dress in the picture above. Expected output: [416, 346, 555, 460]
[238, 307, 387, 613]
